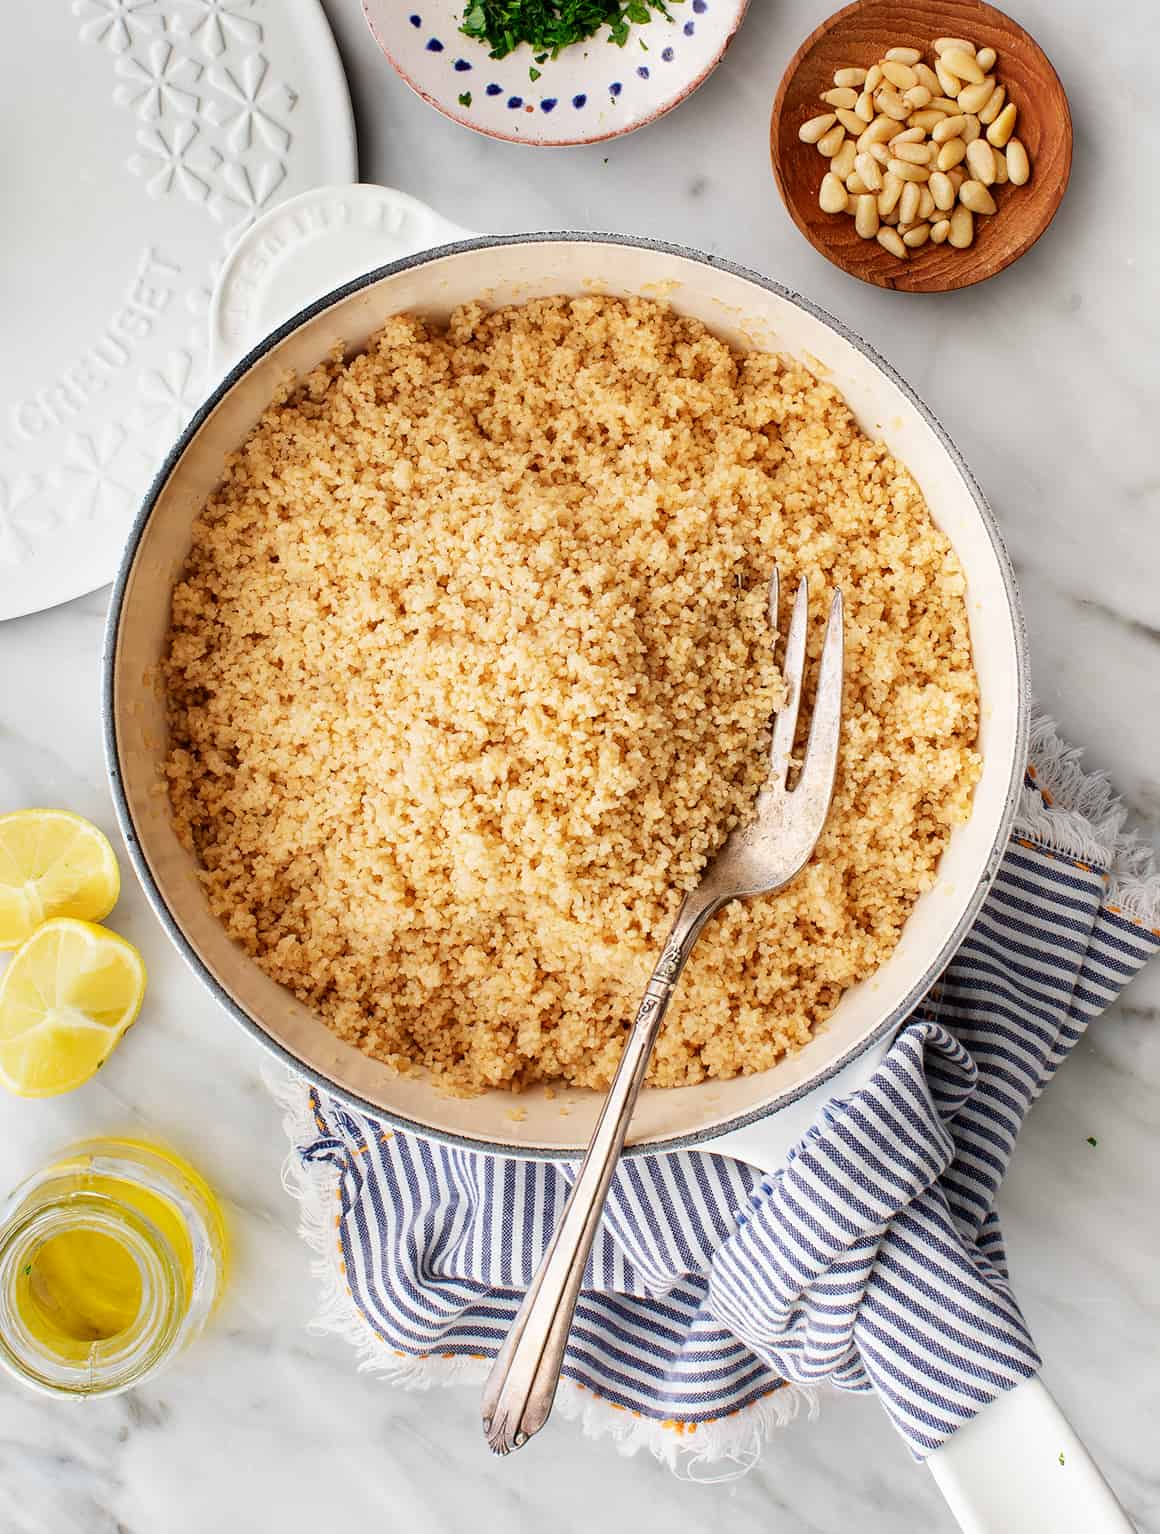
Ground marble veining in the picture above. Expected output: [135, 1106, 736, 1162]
[0, 1, 1157, 1530]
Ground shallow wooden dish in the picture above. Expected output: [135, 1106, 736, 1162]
[771, 0, 1072, 292]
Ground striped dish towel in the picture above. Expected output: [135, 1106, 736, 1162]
[280, 715, 1158, 1469]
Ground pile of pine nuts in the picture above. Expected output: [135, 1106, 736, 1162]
[798, 36, 1030, 257]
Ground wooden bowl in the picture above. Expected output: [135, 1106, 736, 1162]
[771, 0, 1072, 292]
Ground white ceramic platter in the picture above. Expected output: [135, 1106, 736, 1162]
[361, 0, 749, 146]
[0, 0, 357, 623]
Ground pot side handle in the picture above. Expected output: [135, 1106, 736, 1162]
[713, 1094, 1134, 1534]
[207, 184, 478, 379]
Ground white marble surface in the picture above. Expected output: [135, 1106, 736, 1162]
[2, 2, 1158, 1531]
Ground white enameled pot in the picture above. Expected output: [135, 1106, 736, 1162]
[103, 185, 1131, 1533]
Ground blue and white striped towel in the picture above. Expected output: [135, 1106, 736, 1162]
[282, 716, 1158, 1468]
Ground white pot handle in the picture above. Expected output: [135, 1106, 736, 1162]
[710, 1085, 1134, 1533]
[207, 184, 477, 378]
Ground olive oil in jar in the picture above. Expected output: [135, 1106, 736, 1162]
[0, 1139, 226, 1397]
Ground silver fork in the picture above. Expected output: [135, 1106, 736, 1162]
[482, 567, 844, 1456]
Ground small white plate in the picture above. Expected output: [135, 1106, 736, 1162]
[361, 0, 749, 147]
[0, 0, 357, 623]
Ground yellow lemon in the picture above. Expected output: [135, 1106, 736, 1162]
[0, 809, 121, 950]
[0, 919, 146, 1097]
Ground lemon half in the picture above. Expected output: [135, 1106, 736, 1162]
[0, 919, 146, 1097]
[0, 809, 121, 951]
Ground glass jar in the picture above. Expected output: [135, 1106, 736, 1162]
[0, 1139, 226, 1399]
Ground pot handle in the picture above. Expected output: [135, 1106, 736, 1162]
[710, 1088, 1134, 1534]
[207, 184, 478, 379]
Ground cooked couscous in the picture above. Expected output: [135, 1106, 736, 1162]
[164, 295, 979, 1094]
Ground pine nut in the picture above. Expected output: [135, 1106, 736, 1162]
[819, 172, 849, 213]
[822, 87, 859, 109]
[888, 158, 930, 182]
[881, 207, 900, 225]
[976, 47, 997, 72]
[959, 179, 997, 214]
[893, 141, 933, 164]
[884, 46, 922, 65]
[868, 141, 891, 165]
[986, 101, 1017, 146]
[882, 61, 919, 89]
[929, 96, 961, 114]
[865, 63, 884, 92]
[903, 85, 933, 110]
[932, 114, 967, 143]
[948, 165, 966, 190]
[834, 67, 868, 88]
[990, 146, 1008, 184]
[957, 77, 996, 115]
[936, 137, 967, 171]
[978, 85, 1005, 125]
[917, 185, 936, 220]
[800, 113, 837, 144]
[914, 63, 941, 94]
[943, 48, 984, 83]
[961, 115, 981, 144]
[877, 172, 905, 214]
[876, 88, 911, 121]
[831, 139, 858, 179]
[891, 125, 926, 145]
[855, 193, 880, 238]
[934, 36, 976, 55]
[935, 60, 961, 97]
[876, 226, 907, 256]
[948, 204, 974, 247]
[855, 152, 885, 191]
[817, 123, 846, 156]
[836, 108, 866, 134]
[846, 172, 871, 196]
[899, 180, 921, 224]
[928, 170, 955, 210]
[909, 109, 947, 132]
[859, 115, 897, 148]
[966, 138, 996, 185]
[855, 90, 875, 122]
[930, 218, 951, 243]
[1005, 137, 1030, 185]
[903, 222, 931, 247]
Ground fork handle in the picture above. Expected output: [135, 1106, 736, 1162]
[481, 889, 724, 1455]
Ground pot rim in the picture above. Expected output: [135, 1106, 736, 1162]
[102, 229, 1030, 1159]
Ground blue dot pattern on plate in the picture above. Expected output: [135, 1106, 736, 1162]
[413, 2, 715, 133]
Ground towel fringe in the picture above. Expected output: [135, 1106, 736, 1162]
[1018, 710, 1160, 925]
[271, 1065, 815, 1470]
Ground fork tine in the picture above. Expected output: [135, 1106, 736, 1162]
[796, 589, 844, 811]
[769, 576, 808, 786]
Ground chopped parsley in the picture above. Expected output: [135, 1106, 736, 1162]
[23, 1264, 31, 1277]
[460, 1, 679, 61]
[529, 65, 541, 80]
[1059, 1451, 1066, 1466]
[458, 90, 473, 106]
[1086, 1135, 1098, 1147]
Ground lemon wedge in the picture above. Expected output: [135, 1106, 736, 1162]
[0, 809, 121, 951]
[0, 919, 146, 1097]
